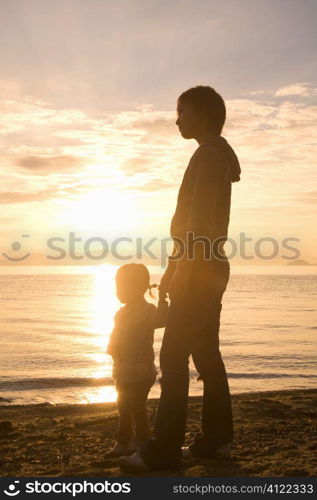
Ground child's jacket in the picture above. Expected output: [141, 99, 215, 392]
[107, 297, 168, 384]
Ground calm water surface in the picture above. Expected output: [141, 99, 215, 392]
[1, 265, 316, 405]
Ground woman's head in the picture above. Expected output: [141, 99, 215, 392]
[116, 263, 152, 304]
[176, 86, 226, 139]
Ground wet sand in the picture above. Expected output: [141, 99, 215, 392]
[0, 389, 316, 477]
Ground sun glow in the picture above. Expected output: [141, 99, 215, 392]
[80, 265, 120, 403]
[90, 265, 119, 337]
[69, 188, 140, 232]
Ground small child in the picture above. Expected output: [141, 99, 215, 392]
[106, 263, 168, 457]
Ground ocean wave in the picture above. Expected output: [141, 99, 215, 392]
[1, 372, 317, 393]
[0, 377, 114, 391]
[228, 372, 317, 379]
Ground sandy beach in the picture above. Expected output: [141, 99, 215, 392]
[0, 389, 316, 477]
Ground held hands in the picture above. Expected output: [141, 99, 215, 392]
[158, 272, 170, 301]
[158, 254, 178, 300]
[159, 263, 192, 302]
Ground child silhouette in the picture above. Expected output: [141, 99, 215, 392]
[106, 263, 168, 457]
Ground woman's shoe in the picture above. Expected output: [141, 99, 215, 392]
[182, 442, 231, 459]
[210, 443, 231, 459]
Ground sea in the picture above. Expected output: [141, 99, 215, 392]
[1, 265, 316, 406]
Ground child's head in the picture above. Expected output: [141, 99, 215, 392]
[115, 263, 154, 304]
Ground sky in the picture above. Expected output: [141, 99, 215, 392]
[0, 0, 316, 265]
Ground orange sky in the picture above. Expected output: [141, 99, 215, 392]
[0, 0, 316, 265]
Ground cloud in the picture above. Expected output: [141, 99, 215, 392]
[1, 82, 317, 220]
[0, 180, 90, 204]
[15, 155, 87, 175]
[132, 117, 176, 135]
[275, 83, 316, 97]
[120, 156, 152, 174]
[0, 188, 57, 204]
[250, 90, 265, 96]
[141, 178, 176, 191]
[296, 191, 317, 204]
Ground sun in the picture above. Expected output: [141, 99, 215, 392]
[67, 188, 140, 233]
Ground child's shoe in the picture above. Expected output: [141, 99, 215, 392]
[105, 441, 133, 458]
[119, 450, 150, 473]
[128, 437, 147, 452]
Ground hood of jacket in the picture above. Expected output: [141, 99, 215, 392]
[205, 136, 241, 183]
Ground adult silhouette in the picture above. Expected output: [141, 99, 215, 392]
[120, 86, 241, 472]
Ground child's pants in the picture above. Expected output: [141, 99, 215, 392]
[115, 377, 155, 444]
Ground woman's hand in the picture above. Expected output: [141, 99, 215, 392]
[158, 258, 179, 298]
[168, 262, 193, 302]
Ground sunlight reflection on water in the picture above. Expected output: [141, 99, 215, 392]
[79, 385, 118, 404]
[82, 266, 119, 402]
[1, 265, 316, 405]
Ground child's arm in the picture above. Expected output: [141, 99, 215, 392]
[152, 299, 169, 329]
[106, 329, 116, 357]
[106, 311, 120, 357]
